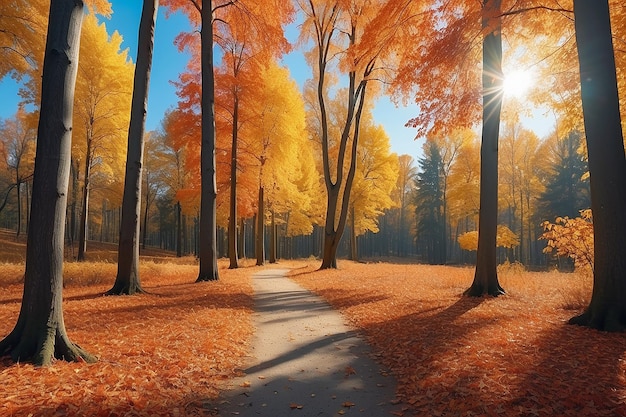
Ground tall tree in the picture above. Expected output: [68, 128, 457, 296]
[536, 131, 589, 221]
[198, 0, 219, 281]
[300, 0, 424, 268]
[415, 141, 444, 264]
[108, 0, 158, 295]
[348, 120, 398, 262]
[73, 13, 133, 261]
[0, 108, 36, 237]
[393, 154, 417, 257]
[464, 0, 505, 297]
[0, 0, 96, 366]
[569, 0, 626, 331]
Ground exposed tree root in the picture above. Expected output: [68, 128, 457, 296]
[569, 308, 626, 332]
[0, 323, 96, 366]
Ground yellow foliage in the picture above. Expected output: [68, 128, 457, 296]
[541, 209, 594, 271]
[73, 13, 134, 208]
[458, 225, 520, 251]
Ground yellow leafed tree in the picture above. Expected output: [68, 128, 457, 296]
[72, 13, 133, 261]
[247, 61, 322, 264]
[348, 121, 398, 261]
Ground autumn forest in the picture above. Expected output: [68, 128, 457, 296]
[1, 0, 626, 415]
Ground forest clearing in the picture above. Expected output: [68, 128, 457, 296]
[1, 233, 625, 416]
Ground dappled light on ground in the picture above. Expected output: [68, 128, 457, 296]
[1, 257, 625, 416]
[290, 261, 626, 416]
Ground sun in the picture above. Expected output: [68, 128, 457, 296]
[502, 69, 534, 98]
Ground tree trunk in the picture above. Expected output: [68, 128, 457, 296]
[228, 94, 239, 269]
[77, 138, 91, 262]
[256, 185, 264, 266]
[108, 0, 157, 295]
[465, 0, 505, 297]
[15, 176, 21, 239]
[569, 0, 626, 331]
[197, 0, 219, 281]
[238, 217, 245, 259]
[350, 206, 358, 261]
[176, 201, 182, 257]
[70, 158, 79, 244]
[0, 0, 95, 366]
[269, 210, 277, 264]
[142, 187, 149, 250]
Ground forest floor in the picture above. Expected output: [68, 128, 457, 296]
[0, 231, 625, 416]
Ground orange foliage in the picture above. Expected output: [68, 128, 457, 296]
[0, 259, 255, 416]
[289, 261, 626, 416]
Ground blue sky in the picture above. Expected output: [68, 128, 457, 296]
[0, 2, 425, 161]
[0, 2, 552, 162]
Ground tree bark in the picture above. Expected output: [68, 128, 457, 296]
[0, 0, 95, 366]
[176, 201, 182, 257]
[569, 0, 626, 331]
[256, 185, 265, 266]
[108, 0, 158, 295]
[269, 210, 277, 264]
[197, 0, 219, 281]
[77, 137, 91, 261]
[228, 94, 239, 269]
[465, 0, 505, 297]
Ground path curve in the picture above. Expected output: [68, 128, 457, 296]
[216, 268, 399, 416]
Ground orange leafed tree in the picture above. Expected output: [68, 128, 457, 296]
[299, 0, 428, 269]
[162, 0, 295, 273]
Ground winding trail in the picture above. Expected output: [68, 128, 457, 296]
[216, 268, 399, 416]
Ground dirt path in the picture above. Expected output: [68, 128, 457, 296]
[216, 268, 400, 416]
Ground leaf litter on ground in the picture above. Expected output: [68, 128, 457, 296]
[1, 256, 625, 416]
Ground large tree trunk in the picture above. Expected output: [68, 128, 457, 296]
[228, 94, 239, 269]
[197, 0, 219, 281]
[0, 0, 95, 366]
[108, 0, 157, 296]
[465, 0, 505, 297]
[256, 185, 265, 266]
[569, 0, 626, 331]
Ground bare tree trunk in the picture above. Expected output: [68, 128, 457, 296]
[237, 217, 245, 259]
[269, 210, 277, 264]
[176, 201, 182, 257]
[256, 186, 264, 266]
[569, 0, 626, 331]
[109, 0, 158, 295]
[77, 139, 91, 262]
[350, 206, 358, 261]
[228, 94, 239, 269]
[465, 0, 505, 297]
[197, 0, 219, 281]
[0, 0, 95, 365]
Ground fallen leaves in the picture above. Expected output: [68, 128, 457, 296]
[289, 261, 626, 417]
[0, 258, 255, 416]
